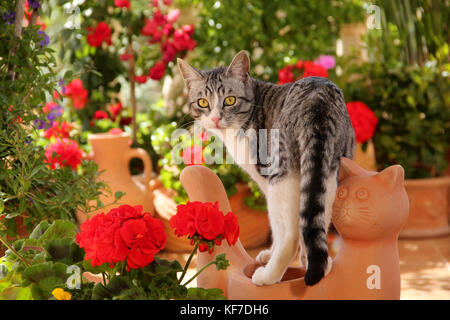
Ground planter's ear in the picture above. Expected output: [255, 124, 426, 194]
[338, 157, 368, 182]
[226, 50, 250, 83]
[376, 165, 404, 191]
[177, 58, 203, 89]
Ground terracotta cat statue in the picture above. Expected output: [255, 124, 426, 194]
[303, 157, 409, 299]
[179, 158, 409, 300]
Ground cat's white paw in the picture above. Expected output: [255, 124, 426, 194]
[251, 266, 280, 286]
[255, 249, 271, 265]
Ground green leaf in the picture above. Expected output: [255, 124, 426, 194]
[91, 277, 131, 300]
[82, 260, 110, 275]
[43, 238, 84, 265]
[141, 257, 183, 279]
[29, 221, 51, 240]
[186, 287, 226, 300]
[38, 220, 77, 245]
[22, 262, 69, 299]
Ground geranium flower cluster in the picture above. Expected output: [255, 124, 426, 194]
[64, 78, 88, 109]
[76, 205, 166, 269]
[170, 201, 239, 253]
[277, 54, 335, 85]
[44, 138, 83, 170]
[345, 101, 379, 143]
[136, 1, 196, 82]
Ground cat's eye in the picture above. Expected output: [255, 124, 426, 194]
[337, 187, 348, 199]
[356, 188, 369, 200]
[197, 98, 209, 108]
[224, 96, 236, 106]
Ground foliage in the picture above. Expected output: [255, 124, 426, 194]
[0, 0, 108, 237]
[373, 0, 449, 67]
[337, 48, 449, 179]
[0, 220, 88, 300]
[178, 0, 364, 82]
[336, 0, 449, 179]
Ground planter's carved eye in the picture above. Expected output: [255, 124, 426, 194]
[356, 188, 369, 200]
[337, 186, 348, 199]
[197, 98, 209, 108]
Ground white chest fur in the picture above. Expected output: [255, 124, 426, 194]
[209, 128, 268, 194]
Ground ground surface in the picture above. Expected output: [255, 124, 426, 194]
[159, 233, 450, 300]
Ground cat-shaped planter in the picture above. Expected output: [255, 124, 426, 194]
[179, 157, 409, 300]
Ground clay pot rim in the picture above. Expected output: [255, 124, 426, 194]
[404, 175, 450, 187]
[88, 132, 130, 140]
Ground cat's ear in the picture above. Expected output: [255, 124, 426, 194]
[376, 165, 405, 191]
[177, 58, 203, 89]
[338, 157, 368, 182]
[226, 50, 250, 83]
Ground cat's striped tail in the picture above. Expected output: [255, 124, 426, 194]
[299, 132, 334, 286]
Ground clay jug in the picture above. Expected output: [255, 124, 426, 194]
[76, 132, 154, 224]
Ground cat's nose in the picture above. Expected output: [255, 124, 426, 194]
[211, 117, 221, 127]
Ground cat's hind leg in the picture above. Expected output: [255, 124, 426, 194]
[252, 174, 300, 286]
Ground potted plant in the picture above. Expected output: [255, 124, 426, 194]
[336, 1, 450, 237]
[0, 202, 238, 300]
[0, 0, 107, 256]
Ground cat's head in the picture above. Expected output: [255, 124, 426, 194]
[333, 158, 409, 240]
[177, 51, 254, 130]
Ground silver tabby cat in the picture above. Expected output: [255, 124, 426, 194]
[177, 51, 355, 286]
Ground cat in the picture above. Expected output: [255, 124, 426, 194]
[177, 51, 355, 286]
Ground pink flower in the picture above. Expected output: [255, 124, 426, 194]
[314, 55, 336, 70]
[167, 9, 180, 23]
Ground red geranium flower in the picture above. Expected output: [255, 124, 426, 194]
[44, 121, 72, 139]
[134, 75, 148, 84]
[181, 145, 204, 166]
[149, 60, 166, 80]
[108, 102, 123, 117]
[65, 79, 88, 109]
[87, 21, 112, 47]
[76, 205, 166, 269]
[170, 201, 239, 253]
[93, 110, 109, 120]
[45, 138, 82, 170]
[114, 0, 130, 9]
[278, 65, 294, 85]
[346, 101, 378, 143]
[301, 61, 328, 78]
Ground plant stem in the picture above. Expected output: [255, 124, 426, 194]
[0, 235, 30, 267]
[127, 36, 137, 143]
[182, 260, 216, 287]
[101, 272, 107, 286]
[178, 241, 199, 284]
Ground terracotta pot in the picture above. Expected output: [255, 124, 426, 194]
[152, 179, 270, 253]
[179, 158, 409, 300]
[353, 140, 377, 172]
[400, 176, 450, 238]
[76, 132, 154, 224]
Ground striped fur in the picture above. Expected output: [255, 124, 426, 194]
[178, 51, 355, 286]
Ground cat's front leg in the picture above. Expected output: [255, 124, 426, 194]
[252, 174, 300, 286]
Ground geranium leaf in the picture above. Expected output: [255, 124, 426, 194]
[91, 277, 131, 300]
[29, 221, 51, 240]
[141, 257, 183, 279]
[38, 220, 77, 245]
[186, 287, 227, 300]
